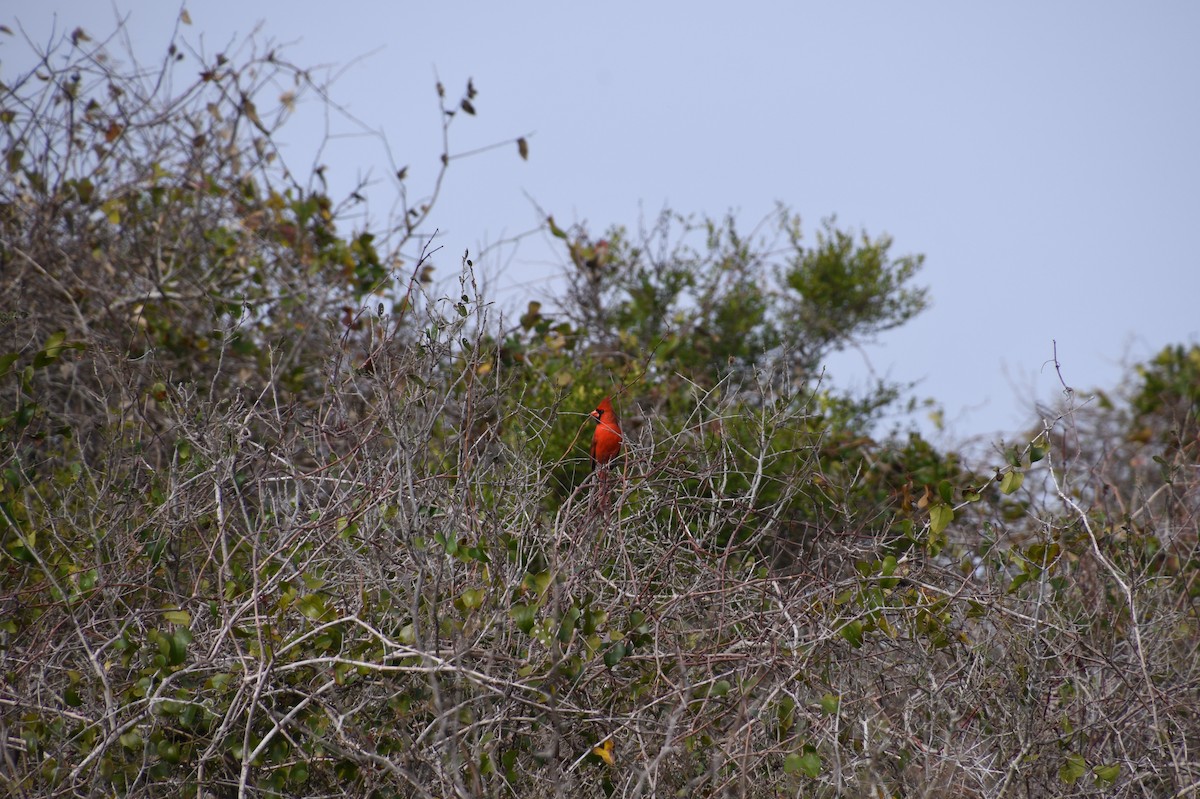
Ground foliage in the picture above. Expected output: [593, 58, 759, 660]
[2, 19, 1200, 799]
[547, 208, 926, 402]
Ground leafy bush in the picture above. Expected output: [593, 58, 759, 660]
[2, 20, 1199, 799]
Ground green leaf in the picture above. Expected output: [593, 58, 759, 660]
[33, 331, 67, 367]
[435, 531, 458, 556]
[511, 603, 536, 634]
[523, 571, 552, 596]
[557, 605, 580, 642]
[839, 620, 863, 648]
[296, 594, 328, 621]
[937, 479, 953, 504]
[929, 503, 953, 535]
[784, 750, 821, 778]
[818, 694, 840, 714]
[158, 740, 182, 764]
[289, 761, 309, 785]
[168, 628, 192, 665]
[1059, 752, 1087, 785]
[163, 609, 191, 626]
[775, 696, 796, 732]
[1026, 542, 1059, 565]
[1093, 763, 1120, 786]
[603, 641, 626, 668]
[0, 352, 19, 378]
[64, 684, 82, 708]
[1000, 470, 1024, 495]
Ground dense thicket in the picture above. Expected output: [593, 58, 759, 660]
[2, 22, 1199, 799]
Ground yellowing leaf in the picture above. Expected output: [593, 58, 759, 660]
[929, 503, 953, 535]
[460, 588, 484, 610]
[591, 738, 615, 766]
[1000, 470, 1024, 495]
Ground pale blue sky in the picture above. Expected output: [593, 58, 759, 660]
[7, 3, 1200, 445]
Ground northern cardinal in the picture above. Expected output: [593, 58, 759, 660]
[589, 397, 622, 470]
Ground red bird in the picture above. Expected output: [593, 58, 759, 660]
[589, 397, 623, 470]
